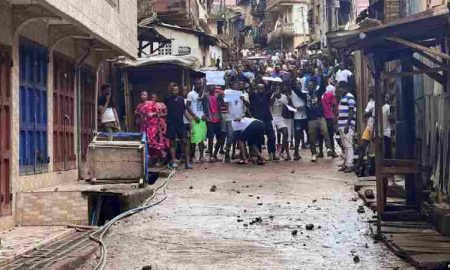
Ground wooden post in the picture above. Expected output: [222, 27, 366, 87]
[374, 70, 385, 239]
[123, 71, 132, 131]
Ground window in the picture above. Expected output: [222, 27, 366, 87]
[158, 42, 172, 55]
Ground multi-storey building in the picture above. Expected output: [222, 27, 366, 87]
[266, 0, 310, 51]
[0, 0, 137, 229]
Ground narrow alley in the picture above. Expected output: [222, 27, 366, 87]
[82, 158, 411, 270]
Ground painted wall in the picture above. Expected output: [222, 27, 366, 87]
[155, 27, 202, 61]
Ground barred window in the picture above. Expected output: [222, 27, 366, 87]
[158, 42, 172, 55]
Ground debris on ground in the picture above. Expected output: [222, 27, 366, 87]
[357, 206, 365, 213]
[291, 230, 298, 236]
[364, 189, 375, 199]
[210, 185, 217, 192]
[305, 224, 314, 230]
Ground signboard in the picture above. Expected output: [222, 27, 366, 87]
[204, 71, 225, 86]
[178, 46, 191, 55]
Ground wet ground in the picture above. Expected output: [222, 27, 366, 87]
[84, 152, 413, 270]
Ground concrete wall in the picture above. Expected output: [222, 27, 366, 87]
[38, 0, 137, 58]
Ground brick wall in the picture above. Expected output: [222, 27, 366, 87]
[15, 191, 88, 226]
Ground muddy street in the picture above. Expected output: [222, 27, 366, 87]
[83, 157, 412, 270]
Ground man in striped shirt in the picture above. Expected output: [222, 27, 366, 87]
[337, 81, 356, 172]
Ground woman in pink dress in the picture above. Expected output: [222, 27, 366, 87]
[135, 91, 167, 159]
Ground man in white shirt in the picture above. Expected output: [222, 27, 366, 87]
[335, 62, 353, 84]
[223, 78, 246, 162]
[232, 117, 266, 164]
[288, 83, 307, 160]
[382, 93, 393, 159]
[186, 78, 207, 163]
[270, 83, 291, 161]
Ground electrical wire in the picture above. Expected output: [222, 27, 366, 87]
[89, 168, 176, 270]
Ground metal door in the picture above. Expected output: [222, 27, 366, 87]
[80, 68, 95, 162]
[53, 54, 75, 171]
[19, 38, 48, 174]
[0, 46, 12, 215]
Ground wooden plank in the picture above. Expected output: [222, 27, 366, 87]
[382, 226, 439, 234]
[357, 176, 376, 181]
[386, 36, 450, 62]
[381, 66, 450, 79]
[378, 165, 420, 174]
[410, 57, 445, 84]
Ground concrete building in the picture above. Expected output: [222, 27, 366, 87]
[0, 0, 137, 229]
[266, 0, 310, 51]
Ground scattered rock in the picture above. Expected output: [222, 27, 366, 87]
[259, 185, 263, 188]
[305, 224, 314, 230]
[236, 191, 241, 194]
[256, 196, 260, 199]
[189, 186, 193, 189]
[364, 189, 375, 199]
[254, 217, 262, 223]
[365, 243, 369, 248]
[351, 197, 358, 202]
[291, 230, 298, 236]
[353, 255, 360, 263]
[257, 203, 263, 206]
[142, 266, 152, 270]
[232, 181, 236, 183]
[269, 215, 274, 219]
[291, 170, 295, 173]
[357, 206, 365, 214]
[318, 226, 322, 229]
[204, 167, 208, 170]
[248, 195, 253, 197]
[287, 202, 290, 204]
[237, 219, 243, 222]
[312, 199, 317, 203]
[210, 185, 217, 192]
[245, 185, 250, 188]
[243, 224, 248, 227]
[303, 243, 306, 246]
[244, 209, 247, 213]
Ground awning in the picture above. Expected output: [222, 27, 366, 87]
[116, 55, 202, 71]
[327, 5, 449, 52]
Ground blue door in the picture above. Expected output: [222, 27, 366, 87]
[19, 38, 48, 174]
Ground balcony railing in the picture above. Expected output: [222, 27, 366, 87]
[267, 0, 305, 11]
[268, 22, 296, 42]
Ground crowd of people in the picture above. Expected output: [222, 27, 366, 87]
[99, 49, 392, 176]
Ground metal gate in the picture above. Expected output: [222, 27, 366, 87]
[80, 68, 95, 162]
[0, 46, 12, 215]
[19, 38, 48, 174]
[53, 54, 75, 171]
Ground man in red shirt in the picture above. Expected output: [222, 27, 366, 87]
[205, 85, 224, 162]
[320, 77, 338, 158]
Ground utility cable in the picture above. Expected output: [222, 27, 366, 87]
[89, 168, 176, 270]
